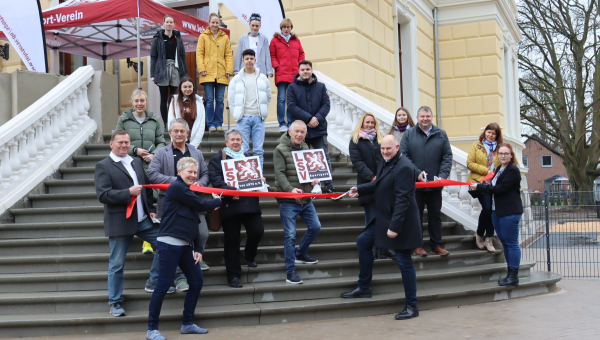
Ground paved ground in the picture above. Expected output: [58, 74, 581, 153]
[10, 279, 599, 340]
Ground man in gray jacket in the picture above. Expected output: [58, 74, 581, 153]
[148, 118, 211, 277]
[399, 106, 453, 257]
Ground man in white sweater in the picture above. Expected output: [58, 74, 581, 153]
[228, 49, 272, 168]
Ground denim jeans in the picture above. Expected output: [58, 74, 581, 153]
[236, 116, 266, 168]
[304, 135, 334, 189]
[477, 193, 495, 238]
[148, 242, 203, 330]
[173, 219, 209, 284]
[108, 217, 159, 305]
[356, 225, 418, 307]
[276, 82, 291, 128]
[492, 211, 522, 269]
[279, 202, 321, 274]
[203, 81, 226, 129]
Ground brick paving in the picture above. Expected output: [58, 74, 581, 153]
[10, 279, 599, 340]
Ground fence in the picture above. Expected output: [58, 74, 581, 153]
[520, 191, 600, 278]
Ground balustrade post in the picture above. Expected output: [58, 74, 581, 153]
[82, 81, 91, 116]
[71, 92, 82, 127]
[49, 108, 61, 149]
[76, 88, 86, 125]
[0, 144, 12, 190]
[63, 99, 74, 136]
[352, 108, 362, 133]
[335, 101, 346, 136]
[17, 133, 30, 176]
[9, 139, 21, 183]
[26, 127, 38, 172]
[56, 104, 67, 143]
[328, 95, 338, 133]
[343, 104, 355, 138]
[457, 164, 471, 214]
[34, 120, 46, 162]
[447, 162, 460, 206]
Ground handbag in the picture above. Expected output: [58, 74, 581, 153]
[206, 150, 226, 231]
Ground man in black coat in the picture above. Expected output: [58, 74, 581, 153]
[94, 130, 173, 317]
[400, 106, 452, 257]
[343, 135, 423, 320]
[286, 60, 335, 193]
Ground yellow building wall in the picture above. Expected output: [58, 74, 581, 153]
[220, 0, 397, 124]
[413, 10, 437, 119]
[438, 20, 505, 144]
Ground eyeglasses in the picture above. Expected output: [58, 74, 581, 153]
[498, 152, 511, 157]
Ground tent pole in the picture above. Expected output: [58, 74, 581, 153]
[136, 0, 141, 89]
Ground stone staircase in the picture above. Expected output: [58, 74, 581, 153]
[0, 131, 561, 337]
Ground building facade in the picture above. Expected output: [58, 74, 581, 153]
[521, 138, 569, 193]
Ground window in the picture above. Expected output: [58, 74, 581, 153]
[523, 156, 529, 168]
[542, 155, 553, 167]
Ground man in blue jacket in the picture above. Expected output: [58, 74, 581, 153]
[286, 60, 335, 193]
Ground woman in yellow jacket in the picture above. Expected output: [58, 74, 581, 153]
[196, 13, 233, 132]
[467, 123, 502, 252]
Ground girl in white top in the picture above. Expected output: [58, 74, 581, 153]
[168, 76, 206, 148]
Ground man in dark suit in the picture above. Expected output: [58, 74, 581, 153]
[94, 130, 173, 318]
[343, 134, 423, 320]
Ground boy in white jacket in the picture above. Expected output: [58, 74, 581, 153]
[228, 49, 272, 168]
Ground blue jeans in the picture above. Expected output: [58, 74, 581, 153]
[356, 225, 418, 307]
[148, 242, 203, 330]
[108, 217, 159, 305]
[203, 81, 226, 129]
[492, 211, 522, 269]
[279, 202, 321, 274]
[236, 116, 265, 168]
[276, 82, 291, 128]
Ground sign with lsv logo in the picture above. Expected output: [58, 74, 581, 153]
[292, 150, 332, 183]
[221, 156, 265, 191]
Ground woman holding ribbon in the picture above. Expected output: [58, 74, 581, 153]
[233, 13, 273, 78]
[466, 123, 502, 252]
[388, 107, 415, 143]
[470, 143, 523, 287]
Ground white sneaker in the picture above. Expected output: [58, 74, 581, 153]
[279, 126, 288, 132]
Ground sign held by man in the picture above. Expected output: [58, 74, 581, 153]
[292, 149, 332, 183]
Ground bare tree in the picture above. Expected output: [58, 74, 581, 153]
[519, 0, 600, 192]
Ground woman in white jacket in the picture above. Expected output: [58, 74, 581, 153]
[167, 76, 206, 148]
[228, 49, 272, 168]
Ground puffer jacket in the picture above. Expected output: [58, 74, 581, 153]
[115, 109, 166, 169]
[228, 67, 272, 122]
[196, 28, 234, 85]
[466, 141, 500, 183]
[273, 133, 314, 205]
[269, 32, 305, 85]
[150, 29, 187, 84]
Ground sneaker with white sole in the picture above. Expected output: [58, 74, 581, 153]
[175, 280, 189, 292]
[279, 126, 288, 132]
[286, 270, 303, 284]
[146, 330, 166, 340]
[145, 279, 176, 293]
[295, 253, 318, 264]
[200, 260, 210, 271]
[181, 324, 208, 334]
[142, 241, 154, 254]
[109, 302, 126, 317]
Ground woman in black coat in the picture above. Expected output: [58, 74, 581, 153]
[470, 143, 523, 287]
[349, 113, 394, 259]
[208, 129, 265, 288]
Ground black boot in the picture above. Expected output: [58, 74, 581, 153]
[373, 246, 379, 259]
[498, 267, 519, 286]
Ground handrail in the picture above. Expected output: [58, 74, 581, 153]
[0, 65, 97, 214]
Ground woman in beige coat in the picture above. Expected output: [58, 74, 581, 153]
[388, 107, 415, 143]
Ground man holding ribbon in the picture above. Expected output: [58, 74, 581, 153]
[273, 120, 322, 284]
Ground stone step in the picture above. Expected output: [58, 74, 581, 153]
[0, 269, 561, 337]
[0, 262, 536, 316]
[0, 250, 500, 293]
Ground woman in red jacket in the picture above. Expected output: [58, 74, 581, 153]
[270, 18, 305, 132]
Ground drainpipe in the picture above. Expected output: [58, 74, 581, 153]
[433, 7, 442, 128]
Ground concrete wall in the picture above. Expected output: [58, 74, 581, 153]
[0, 73, 11, 126]
[88, 71, 120, 141]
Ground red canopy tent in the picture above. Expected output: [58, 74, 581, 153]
[1, 0, 229, 87]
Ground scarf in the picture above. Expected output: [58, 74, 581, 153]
[482, 139, 497, 152]
[224, 147, 245, 159]
[249, 31, 259, 36]
[482, 140, 497, 169]
[395, 123, 409, 132]
[281, 32, 292, 43]
[358, 128, 376, 141]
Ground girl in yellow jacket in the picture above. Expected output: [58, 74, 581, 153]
[196, 13, 233, 132]
[467, 123, 502, 253]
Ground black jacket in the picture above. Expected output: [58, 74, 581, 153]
[150, 29, 187, 84]
[286, 73, 330, 139]
[159, 176, 221, 253]
[95, 156, 155, 237]
[399, 124, 452, 191]
[208, 151, 262, 218]
[349, 138, 381, 206]
[357, 153, 423, 250]
[475, 163, 523, 217]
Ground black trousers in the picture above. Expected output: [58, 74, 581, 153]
[159, 86, 177, 127]
[222, 213, 264, 281]
[304, 135, 334, 189]
[415, 190, 443, 250]
[476, 193, 495, 238]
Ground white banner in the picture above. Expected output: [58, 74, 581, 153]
[292, 149, 333, 183]
[0, 1, 47, 72]
[220, 0, 284, 42]
[221, 156, 266, 191]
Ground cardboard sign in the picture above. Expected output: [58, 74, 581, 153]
[221, 156, 265, 191]
[291, 149, 332, 183]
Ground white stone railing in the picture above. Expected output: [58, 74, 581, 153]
[315, 70, 479, 231]
[0, 65, 97, 214]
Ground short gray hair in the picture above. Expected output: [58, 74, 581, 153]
[417, 106, 433, 116]
[224, 128, 242, 142]
[177, 157, 198, 172]
[289, 120, 307, 131]
[169, 118, 190, 132]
